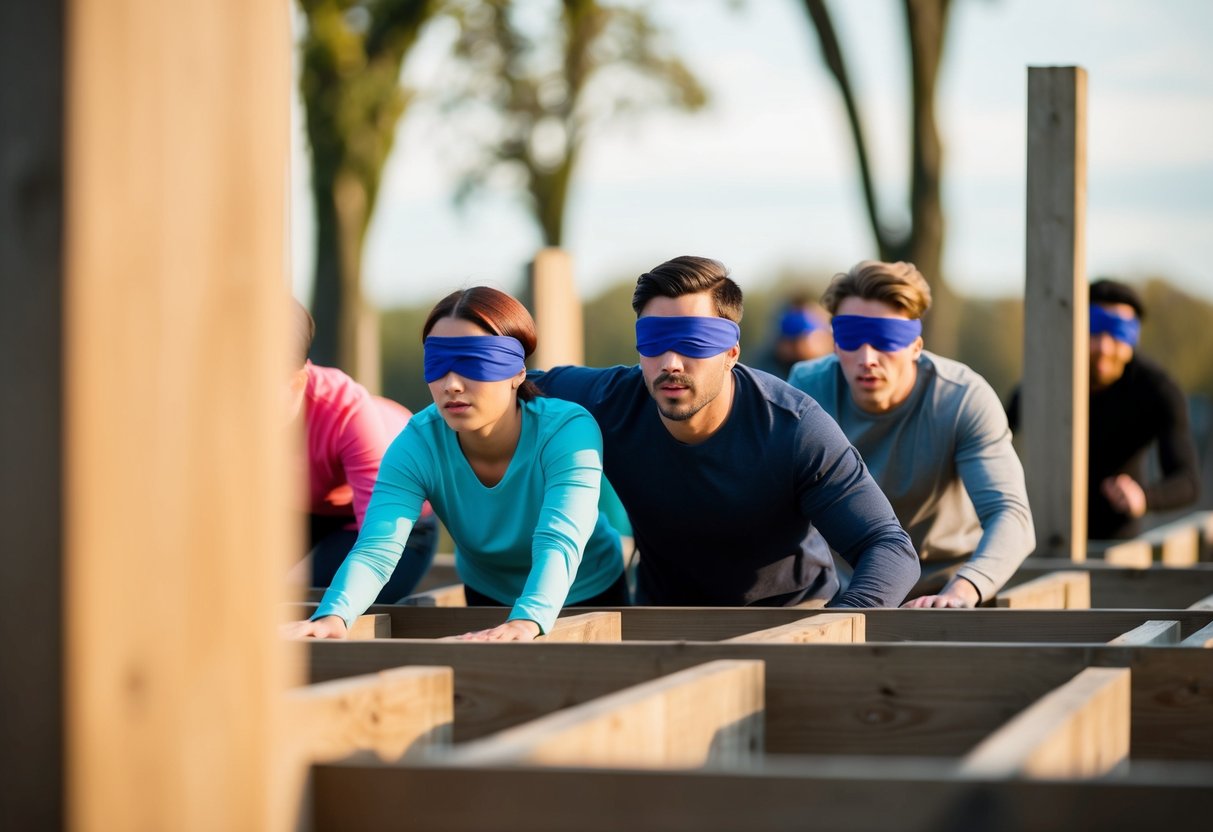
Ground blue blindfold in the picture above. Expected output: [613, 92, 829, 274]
[779, 308, 824, 338]
[423, 335, 526, 383]
[635, 316, 741, 358]
[832, 315, 922, 352]
[1090, 305, 1140, 347]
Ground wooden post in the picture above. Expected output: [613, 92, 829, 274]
[0, 2, 65, 827]
[64, 2, 299, 830]
[1023, 66, 1088, 560]
[529, 248, 584, 369]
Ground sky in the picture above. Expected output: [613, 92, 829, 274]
[290, 0, 1213, 309]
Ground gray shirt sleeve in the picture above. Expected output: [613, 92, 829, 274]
[950, 380, 1036, 601]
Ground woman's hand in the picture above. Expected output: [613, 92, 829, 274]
[456, 618, 541, 642]
[279, 615, 349, 640]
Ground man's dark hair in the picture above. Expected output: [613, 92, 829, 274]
[1090, 279, 1145, 321]
[631, 256, 744, 322]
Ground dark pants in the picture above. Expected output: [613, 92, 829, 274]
[308, 512, 439, 604]
[463, 570, 631, 608]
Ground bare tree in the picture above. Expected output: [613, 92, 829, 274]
[802, 0, 958, 352]
[298, 0, 437, 376]
[443, 0, 707, 246]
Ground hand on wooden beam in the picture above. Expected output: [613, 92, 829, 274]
[280, 615, 350, 640]
[455, 618, 541, 642]
[901, 577, 980, 609]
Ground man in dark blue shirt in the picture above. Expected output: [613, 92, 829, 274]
[533, 255, 919, 608]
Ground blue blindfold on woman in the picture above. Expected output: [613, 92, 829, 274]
[831, 315, 923, 352]
[423, 335, 526, 383]
[1090, 305, 1140, 347]
[635, 316, 741, 358]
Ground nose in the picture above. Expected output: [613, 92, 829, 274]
[856, 344, 880, 366]
[659, 351, 685, 374]
[1091, 333, 1116, 356]
[441, 372, 464, 393]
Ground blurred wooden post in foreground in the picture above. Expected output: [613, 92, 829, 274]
[64, 2, 301, 831]
[530, 248, 585, 369]
[1022, 66, 1089, 560]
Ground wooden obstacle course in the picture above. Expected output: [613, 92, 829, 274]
[1107, 620, 1181, 645]
[725, 612, 864, 643]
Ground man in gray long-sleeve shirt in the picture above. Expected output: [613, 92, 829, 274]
[789, 260, 1035, 608]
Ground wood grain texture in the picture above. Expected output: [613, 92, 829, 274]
[960, 668, 1130, 778]
[1012, 560, 1213, 608]
[1106, 620, 1181, 646]
[307, 641, 1213, 761]
[311, 760, 1213, 832]
[996, 571, 1091, 609]
[726, 613, 865, 644]
[540, 612, 622, 642]
[1022, 65, 1088, 560]
[448, 660, 763, 768]
[63, 2, 298, 830]
[285, 666, 453, 763]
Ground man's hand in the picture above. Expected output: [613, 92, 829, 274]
[456, 619, 541, 642]
[901, 577, 980, 609]
[279, 615, 349, 640]
[1101, 474, 1147, 518]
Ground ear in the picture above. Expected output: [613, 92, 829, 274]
[910, 336, 924, 360]
[512, 368, 526, 389]
[727, 342, 741, 368]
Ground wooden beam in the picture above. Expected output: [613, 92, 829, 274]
[447, 660, 763, 768]
[1142, 520, 1200, 567]
[0, 1, 64, 826]
[1022, 65, 1088, 561]
[996, 571, 1090, 609]
[289, 604, 1213, 645]
[284, 666, 452, 763]
[529, 248, 583, 369]
[726, 613, 865, 644]
[312, 759, 1213, 832]
[960, 667, 1129, 778]
[63, 2, 298, 830]
[349, 615, 391, 640]
[541, 612, 622, 642]
[400, 584, 467, 608]
[1180, 622, 1213, 648]
[306, 642, 1213, 761]
[1091, 539, 1153, 569]
[1107, 621, 1181, 646]
[1188, 594, 1213, 611]
[1013, 560, 1213, 608]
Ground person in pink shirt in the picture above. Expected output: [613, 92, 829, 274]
[289, 301, 438, 602]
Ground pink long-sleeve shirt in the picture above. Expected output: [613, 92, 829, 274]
[304, 361, 421, 527]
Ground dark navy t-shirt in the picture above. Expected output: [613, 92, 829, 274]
[533, 363, 919, 607]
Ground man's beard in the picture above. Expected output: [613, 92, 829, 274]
[651, 371, 711, 422]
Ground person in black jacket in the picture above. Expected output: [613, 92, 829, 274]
[1008, 279, 1200, 539]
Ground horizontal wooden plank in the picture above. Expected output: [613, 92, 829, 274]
[1012, 561, 1213, 608]
[448, 660, 762, 768]
[726, 613, 864, 644]
[284, 666, 452, 763]
[306, 641, 1213, 761]
[1188, 593, 1213, 611]
[996, 571, 1090, 609]
[1106, 620, 1181, 646]
[283, 604, 1213, 644]
[1090, 539, 1152, 569]
[959, 668, 1130, 778]
[348, 614, 390, 640]
[312, 759, 1213, 832]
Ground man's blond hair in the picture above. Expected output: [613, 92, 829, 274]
[821, 260, 932, 320]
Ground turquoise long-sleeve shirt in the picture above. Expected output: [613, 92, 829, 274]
[313, 396, 622, 633]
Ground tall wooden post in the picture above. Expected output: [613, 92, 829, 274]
[529, 248, 585, 369]
[1023, 66, 1089, 559]
[64, 2, 301, 831]
[0, 1, 65, 827]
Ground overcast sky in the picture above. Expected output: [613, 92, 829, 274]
[290, 0, 1213, 308]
